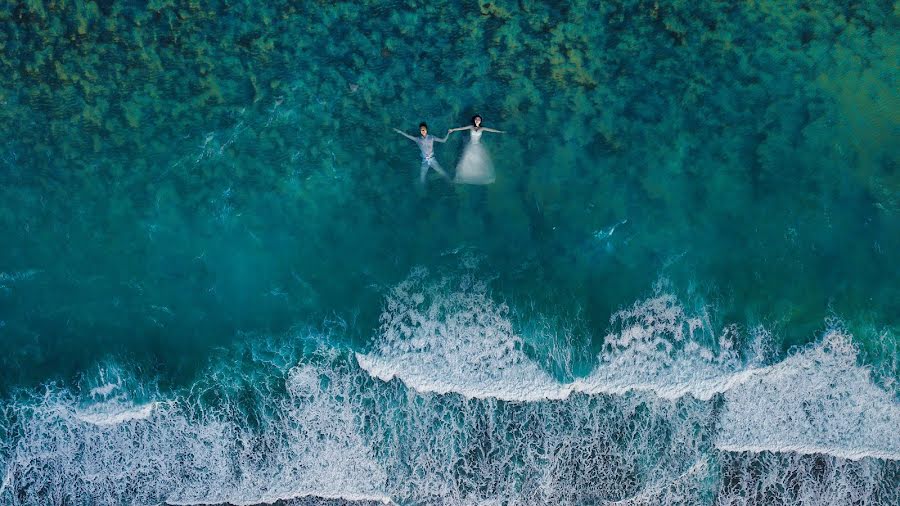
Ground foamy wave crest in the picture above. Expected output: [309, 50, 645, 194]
[68, 366, 161, 426]
[0, 336, 726, 505]
[72, 401, 159, 426]
[358, 270, 900, 465]
[2, 275, 897, 505]
[717, 331, 900, 461]
[357, 273, 756, 402]
[357, 268, 566, 401]
[1, 345, 897, 505]
[0, 343, 390, 506]
[576, 294, 753, 401]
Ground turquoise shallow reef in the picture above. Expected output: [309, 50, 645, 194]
[0, 0, 898, 504]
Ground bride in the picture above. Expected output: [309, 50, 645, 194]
[448, 115, 504, 185]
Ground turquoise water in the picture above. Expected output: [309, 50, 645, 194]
[0, 0, 898, 504]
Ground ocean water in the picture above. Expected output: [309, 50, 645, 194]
[0, 0, 898, 504]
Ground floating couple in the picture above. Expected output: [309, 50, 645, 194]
[393, 115, 504, 186]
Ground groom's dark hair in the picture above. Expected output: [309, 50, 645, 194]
[419, 122, 428, 129]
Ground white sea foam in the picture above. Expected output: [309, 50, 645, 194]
[72, 401, 158, 426]
[0, 344, 389, 506]
[716, 331, 900, 462]
[88, 382, 119, 397]
[716, 450, 896, 504]
[357, 268, 566, 401]
[357, 277, 754, 402]
[166, 490, 393, 506]
[2, 275, 898, 505]
[575, 294, 752, 401]
[605, 458, 710, 506]
[3, 336, 896, 505]
[357, 271, 900, 467]
[357, 275, 751, 402]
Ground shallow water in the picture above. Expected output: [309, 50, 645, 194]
[0, 1, 898, 504]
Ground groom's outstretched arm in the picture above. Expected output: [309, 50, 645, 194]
[392, 128, 417, 141]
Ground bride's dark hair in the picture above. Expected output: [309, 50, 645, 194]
[471, 115, 482, 127]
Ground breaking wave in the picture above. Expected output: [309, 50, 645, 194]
[1, 269, 897, 505]
[358, 270, 899, 462]
[0, 348, 390, 506]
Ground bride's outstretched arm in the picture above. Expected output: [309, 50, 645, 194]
[482, 127, 505, 133]
[392, 128, 417, 141]
[448, 126, 473, 133]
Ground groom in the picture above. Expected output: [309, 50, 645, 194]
[393, 122, 451, 185]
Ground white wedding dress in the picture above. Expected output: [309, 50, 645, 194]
[454, 128, 495, 185]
